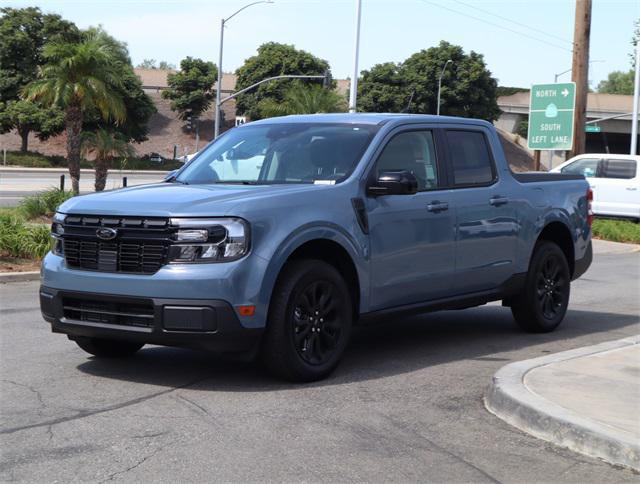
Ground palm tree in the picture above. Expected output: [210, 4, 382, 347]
[258, 83, 347, 118]
[23, 34, 126, 194]
[81, 128, 134, 191]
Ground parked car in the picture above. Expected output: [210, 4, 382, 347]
[148, 152, 165, 164]
[551, 154, 640, 221]
[41, 114, 593, 382]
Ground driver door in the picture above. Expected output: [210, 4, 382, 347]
[366, 128, 455, 311]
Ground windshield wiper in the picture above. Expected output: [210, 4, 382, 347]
[213, 180, 262, 185]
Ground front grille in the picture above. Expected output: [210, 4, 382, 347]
[62, 296, 154, 328]
[59, 215, 171, 274]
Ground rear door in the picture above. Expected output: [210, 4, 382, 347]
[443, 128, 519, 294]
[366, 127, 456, 310]
[597, 158, 640, 218]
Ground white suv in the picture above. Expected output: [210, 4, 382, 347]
[552, 154, 640, 221]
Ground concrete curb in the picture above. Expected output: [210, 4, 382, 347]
[0, 167, 169, 175]
[0, 271, 40, 283]
[485, 336, 640, 471]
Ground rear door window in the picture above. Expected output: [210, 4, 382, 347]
[600, 159, 637, 179]
[560, 158, 599, 178]
[445, 130, 495, 186]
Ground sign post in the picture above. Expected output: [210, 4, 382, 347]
[528, 83, 576, 155]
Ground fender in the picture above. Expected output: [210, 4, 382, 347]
[256, 222, 371, 318]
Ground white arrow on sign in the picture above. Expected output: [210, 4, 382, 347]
[561, 88, 569, 97]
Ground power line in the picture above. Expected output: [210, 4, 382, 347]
[452, 0, 573, 46]
[418, 0, 573, 53]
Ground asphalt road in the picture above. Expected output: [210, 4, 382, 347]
[1, 244, 639, 483]
[0, 170, 166, 207]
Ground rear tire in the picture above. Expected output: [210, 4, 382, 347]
[74, 337, 144, 357]
[511, 241, 571, 333]
[262, 259, 353, 382]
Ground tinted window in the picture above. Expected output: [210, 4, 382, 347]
[376, 131, 438, 190]
[446, 130, 494, 186]
[561, 158, 599, 177]
[177, 123, 378, 185]
[601, 159, 637, 179]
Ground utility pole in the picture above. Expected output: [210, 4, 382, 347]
[569, 0, 592, 159]
[348, 0, 362, 113]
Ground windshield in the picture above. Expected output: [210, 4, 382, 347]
[176, 123, 378, 185]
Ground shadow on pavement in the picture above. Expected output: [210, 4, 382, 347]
[75, 306, 639, 391]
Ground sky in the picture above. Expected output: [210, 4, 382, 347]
[4, 0, 639, 89]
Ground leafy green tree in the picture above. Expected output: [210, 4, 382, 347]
[258, 83, 346, 118]
[358, 62, 412, 113]
[137, 58, 157, 69]
[82, 27, 156, 143]
[0, 7, 80, 102]
[235, 42, 331, 120]
[23, 33, 126, 194]
[162, 57, 217, 126]
[496, 86, 529, 97]
[0, 100, 64, 151]
[158, 61, 175, 70]
[597, 70, 634, 95]
[81, 128, 135, 191]
[358, 41, 500, 121]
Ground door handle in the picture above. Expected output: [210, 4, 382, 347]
[626, 187, 638, 191]
[489, 196, 509, 206]
[427, 201, 449, 212]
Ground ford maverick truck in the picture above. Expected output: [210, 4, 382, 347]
[40, 114, 593, 381]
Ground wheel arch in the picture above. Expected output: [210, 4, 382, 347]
[534, 221, 575, 277]
[258, 225, 368, 323]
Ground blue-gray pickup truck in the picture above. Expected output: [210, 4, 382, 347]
[41, 114, 593, 381]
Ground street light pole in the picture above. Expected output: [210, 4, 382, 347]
[214, 1, 273, 139]
[437, 59, 452, 116]
[348, 0, 362, 113]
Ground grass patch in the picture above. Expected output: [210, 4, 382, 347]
[0, 214, 51, 259]
[592, 218, 640, 244]
[18, 188, 74, 219]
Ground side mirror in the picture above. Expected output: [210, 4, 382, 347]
[163, 169, 178, 182]
[367, 170, 418, 196]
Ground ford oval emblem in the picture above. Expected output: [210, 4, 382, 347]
[96, 227, 118, 240]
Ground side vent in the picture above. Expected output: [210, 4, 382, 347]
[351, 198, 369, 234]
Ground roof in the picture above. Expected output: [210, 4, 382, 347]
[134, 69, 238, 91]
[247, 112, 493, 127]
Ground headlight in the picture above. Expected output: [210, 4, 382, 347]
[51, 213, 66, 255]
[168, 218, 250, 263]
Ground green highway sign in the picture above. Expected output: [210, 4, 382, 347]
[585, 125, 601, 133]
[527, 82, 576, 150]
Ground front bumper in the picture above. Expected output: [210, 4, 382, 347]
[40, 286, 263, 354]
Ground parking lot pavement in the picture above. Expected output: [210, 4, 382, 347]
[1, 249, 639, 482]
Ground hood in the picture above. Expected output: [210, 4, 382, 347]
[58, 182, 333, 217]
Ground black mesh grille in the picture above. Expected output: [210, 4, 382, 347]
[62, 296, 154, 328]
[60, 215, 172, 274]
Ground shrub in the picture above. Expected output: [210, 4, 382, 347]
[18, 188, 74, 219]
[592, 219, 640, 244]
[0, 214, 51, 259]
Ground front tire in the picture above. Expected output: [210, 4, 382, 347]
[262, 260, 353, 382]
[511, 241, 571, 333]
[74, 337, 144, 357]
